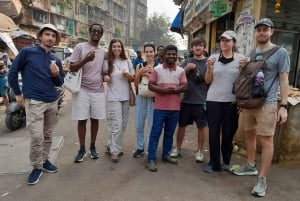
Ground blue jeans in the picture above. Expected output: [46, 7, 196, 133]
[134, 95, 154, 150]
[147, 109, 179, 162]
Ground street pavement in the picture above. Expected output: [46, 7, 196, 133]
[0, 91, 299, 201]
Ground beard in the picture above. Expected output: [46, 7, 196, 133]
[256, 37, 269, 45]
[166, 58, 175, 66]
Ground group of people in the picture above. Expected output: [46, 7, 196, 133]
[6, 18, 290, 198]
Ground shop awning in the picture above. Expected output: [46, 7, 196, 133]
[0, 12, 18, 32]
[170, 9, 183, 38]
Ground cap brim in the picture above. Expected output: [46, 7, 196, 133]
[220, 34, 233, 40]
[255, 23, 272, 28]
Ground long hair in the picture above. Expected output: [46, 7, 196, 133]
[107, 39, 127, 75]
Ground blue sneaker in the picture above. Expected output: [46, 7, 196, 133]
[28, 169, 43, 185]
[43, 160, 58, 173]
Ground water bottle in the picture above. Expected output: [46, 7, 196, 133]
[252, 70, 264, 97]
[254, 70, 264, 86]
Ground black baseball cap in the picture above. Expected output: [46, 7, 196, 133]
[254, 18, 274, 28]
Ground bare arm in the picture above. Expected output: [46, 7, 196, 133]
[204, 58, 215, 84]
[148, 83, 187, 95]
[277, 72, 289, 124]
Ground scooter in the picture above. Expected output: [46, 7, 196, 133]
[5, 87, 65, 131]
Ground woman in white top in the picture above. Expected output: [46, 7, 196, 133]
[204, 30, 244, 173]
[103, 39, 135, 162]
[133, 43, 159, 158]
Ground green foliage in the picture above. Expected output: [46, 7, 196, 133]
[20, 0, 33, 7]
[134, 13, 176, 47]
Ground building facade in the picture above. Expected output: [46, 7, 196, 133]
[0, 0, 148, 50]
[173, 0, 300, 162]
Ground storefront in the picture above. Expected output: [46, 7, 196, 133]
[178, 0, 300, 162]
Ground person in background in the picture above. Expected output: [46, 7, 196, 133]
[204, 30, 243, 173]
[170, 38, 209, 163]
[0, 41, 11, 108]
[132, 50, 144, 70]
[146, 45, 188, 172]
[103, 39, 135, 163]
[155, 45, 164, 64]
[232, 18, 290, 197]
[8, 24, 64, 185]
[70, 23, 106, 163]
[133, 43, 158, 158]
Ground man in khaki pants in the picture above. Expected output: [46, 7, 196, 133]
[8, 24, 64, 185]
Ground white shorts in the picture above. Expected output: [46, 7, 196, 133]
[72, 89, 106, 120]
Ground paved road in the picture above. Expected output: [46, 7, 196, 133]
[0, 91, 299, 201]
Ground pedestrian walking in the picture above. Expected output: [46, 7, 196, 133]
[133, 43, 158, 158]
[146, 45, 188, 172]
[8, 24, 64, 185]
[232, 18, 290, 197]
[103, 39, 135, 163]
[170, 38, 209, 163]
[203, 30, 244, 173]
[70, 23, 106, 163]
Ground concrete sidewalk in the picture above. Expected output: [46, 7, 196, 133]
[0, 136, 64, 175]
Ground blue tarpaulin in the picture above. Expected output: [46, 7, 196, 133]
[170, 9, 183, 38]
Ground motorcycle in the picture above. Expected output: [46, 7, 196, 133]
[5, 86, 65, 131]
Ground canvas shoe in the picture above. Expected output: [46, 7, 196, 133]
[232, 163, 258, 176]
[251, 177, 267, 197]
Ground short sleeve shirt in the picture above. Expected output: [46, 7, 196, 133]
[149, 64, 187, 110]
[70, 42, 105, 93]
[206, 53, 244, 102]
[106, 59, 135, 101]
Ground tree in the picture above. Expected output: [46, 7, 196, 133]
[133, 13, 177, 47]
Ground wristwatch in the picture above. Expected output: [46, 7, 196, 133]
[280, 104, 288, 109]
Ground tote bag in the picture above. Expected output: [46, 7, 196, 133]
[63, 69, 82, 93]
[137, 63, 155, 97]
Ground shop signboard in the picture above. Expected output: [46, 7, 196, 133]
[183, 0, 195, 27]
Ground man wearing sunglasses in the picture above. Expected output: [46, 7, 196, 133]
[69, 23, 106, 163]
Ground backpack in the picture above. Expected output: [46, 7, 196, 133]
[233, 46, 280, 109]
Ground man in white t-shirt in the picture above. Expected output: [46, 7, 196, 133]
[69, 23, 106, 163]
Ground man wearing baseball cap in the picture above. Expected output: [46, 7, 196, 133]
[8, 23, 64, 185]
[233, 18, 290, 197]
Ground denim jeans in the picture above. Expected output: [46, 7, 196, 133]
[147, 109, 179, 162]
[134, 95, 154, 150]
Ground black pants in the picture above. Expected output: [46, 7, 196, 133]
[206, 101, 238, 171]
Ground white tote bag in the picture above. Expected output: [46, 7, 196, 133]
[63, 69, 82, 93]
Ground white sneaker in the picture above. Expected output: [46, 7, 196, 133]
[195, 150, 204, 163]
[170, 148, 181, 158]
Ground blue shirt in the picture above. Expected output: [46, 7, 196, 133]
[8, 46, 64, 102]
[132, 57, 144, 68]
